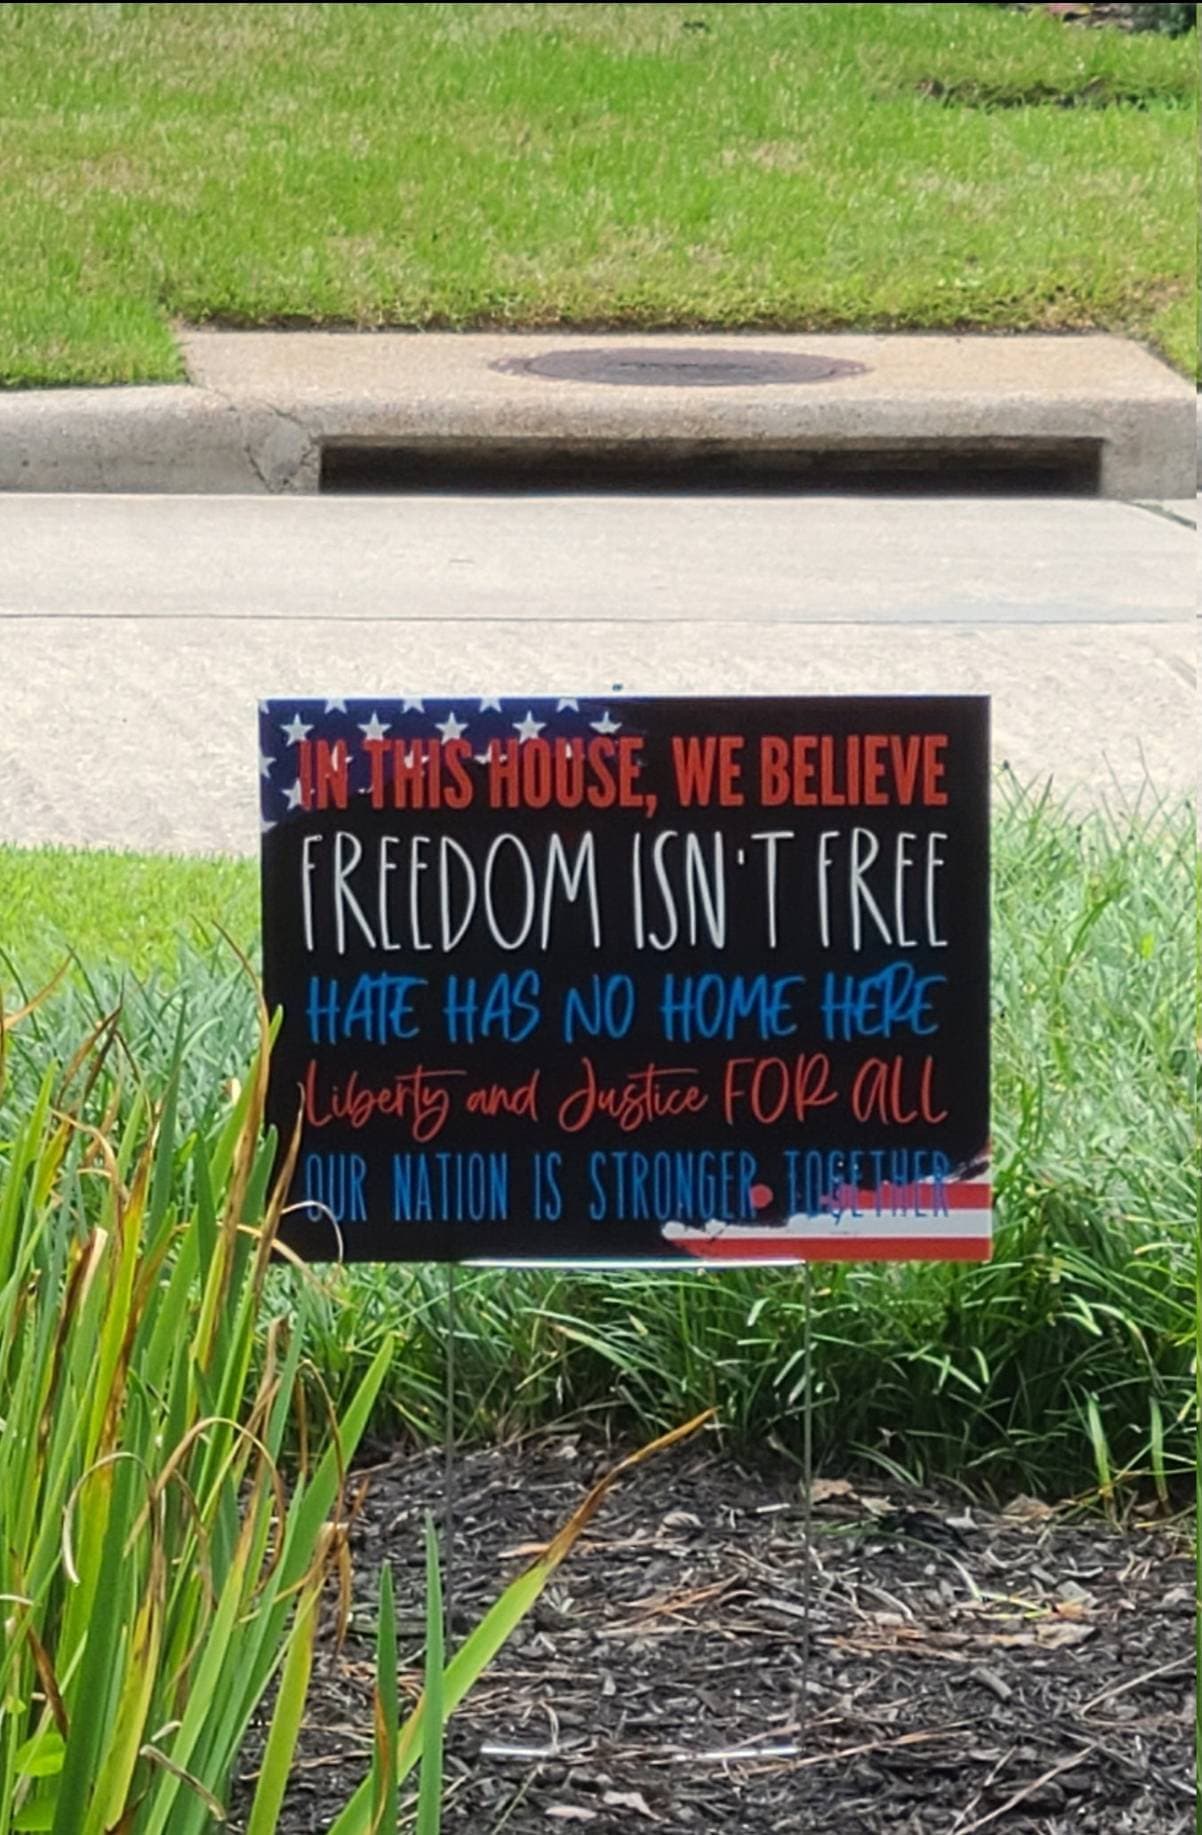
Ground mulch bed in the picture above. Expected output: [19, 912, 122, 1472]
[1000, 3, 1196, 27]
[235, 1435, 1196, 1834]
[1001, 4, 1155, 26]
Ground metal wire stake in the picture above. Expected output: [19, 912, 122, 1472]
[800, 1257, 814, 1762]
[443, 1260, 458, 1647]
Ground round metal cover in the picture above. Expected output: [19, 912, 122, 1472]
[493, 347, 867, 388]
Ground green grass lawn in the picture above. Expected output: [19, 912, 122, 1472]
[0, 2, 1195, 387]
[1, 782, 1195, 1497]
[0, 844, 259, 985]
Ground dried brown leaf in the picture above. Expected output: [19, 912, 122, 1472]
[809, 1478, 856, 1504]
[603, 1788, 660, 1818]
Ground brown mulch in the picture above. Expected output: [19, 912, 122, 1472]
[234, 1436, 1196, 1834]
[1001, 4, 1146, 26]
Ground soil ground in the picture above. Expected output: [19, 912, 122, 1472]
[234, 1436, 1196, 1834]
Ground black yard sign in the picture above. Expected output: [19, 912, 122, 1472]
[260, 696, 990, 1266]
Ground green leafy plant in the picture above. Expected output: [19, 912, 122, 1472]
[0, 978, 395, 1834]
[0, 976, 713, 1829]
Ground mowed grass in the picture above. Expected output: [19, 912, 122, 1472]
[0, 843, 259, 985]
[0, 2, 1195, 386]
[1, 780, 1195, 1498]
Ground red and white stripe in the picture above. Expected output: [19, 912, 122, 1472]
[661, 1179, 992, 1264]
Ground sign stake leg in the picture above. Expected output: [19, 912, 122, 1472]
[800, 1258, 814, 1760]
[443, 1261, 458, 1646]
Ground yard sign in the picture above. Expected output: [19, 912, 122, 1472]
[260, 696, 990, 1264]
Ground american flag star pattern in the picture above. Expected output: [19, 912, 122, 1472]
[258, 696, 633, 830]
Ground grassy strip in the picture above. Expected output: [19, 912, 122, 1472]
[0, 2, 1195, 386]
[0, 844, 258, 985]
[0, 778, 1196, 1496]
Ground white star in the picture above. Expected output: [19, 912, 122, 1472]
[258, 700, 271, 716]
[436, 711, 468, 742]
[324, 698, 348, 714]
[479, 697, 503, 713]
[474, 752, 492, 767]
[401, 698, 425, 713]
[259, 752, 275, 781]
[358, 711, 391, 742]
[281, 712, 313, 746]
[260, 816, 276, 834]
[590, 710, 621, 735]
[285, 780, 305, 810]
[513, 711, 546, 743]
[556, 698, 579, 712]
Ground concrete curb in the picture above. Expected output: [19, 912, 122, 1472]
[0, 384, 317, 494]
[0, 332, 1193, 498]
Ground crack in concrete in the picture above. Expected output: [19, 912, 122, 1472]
[211, 391, 273, 491]
[1126, 499, 1196, 531]
[205, 388, 317, 492]
[1155, 651, 1197, 689]
[0, 611, 1189, 628]
[234, 400, 273, 493]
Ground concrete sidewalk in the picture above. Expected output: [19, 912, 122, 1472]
[0, 494, 1193, 855]
[0, 494, 1191, 624]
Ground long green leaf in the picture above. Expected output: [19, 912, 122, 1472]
[244, 1578, 322, 1835]
[371, 1563, 398, 1835]
[50, 1453, 139, 1835]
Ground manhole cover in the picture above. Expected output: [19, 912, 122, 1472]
[492, 347, 867, 388]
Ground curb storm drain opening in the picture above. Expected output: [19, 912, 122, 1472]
[320, 436, 1102, 496]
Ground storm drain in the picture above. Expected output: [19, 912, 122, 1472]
[319, 340, 1103, 494]
[319, 436, 1103, 496]
[491, 346, 869, 387]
